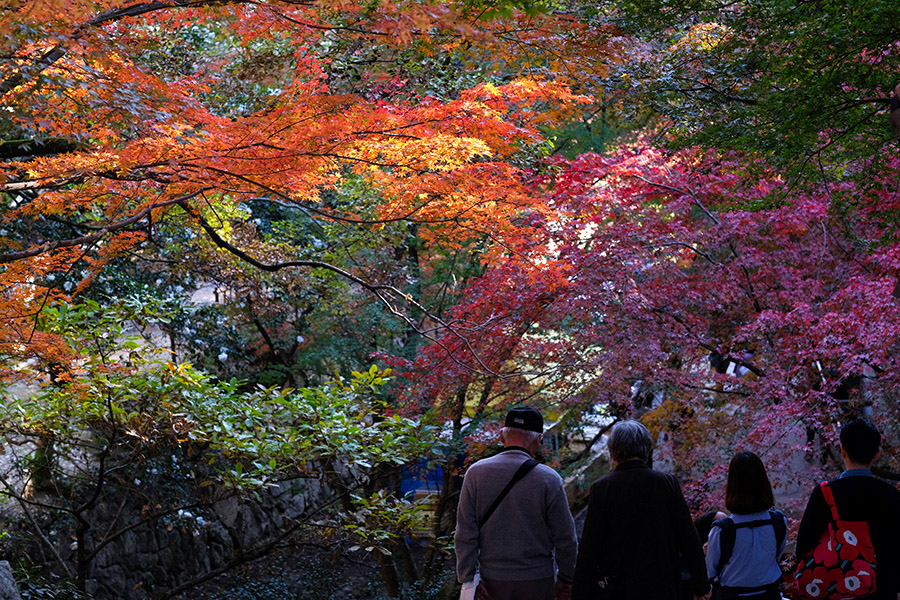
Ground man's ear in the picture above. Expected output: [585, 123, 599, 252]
[872, 448, 883, 465]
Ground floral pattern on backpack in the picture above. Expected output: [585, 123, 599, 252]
[795, 482, 876, 599]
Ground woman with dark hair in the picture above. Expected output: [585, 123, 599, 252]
[706, 452, 787, 600]
[695, 510, 727, 551]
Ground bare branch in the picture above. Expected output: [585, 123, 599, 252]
[0, 470, 73, 577]
[653, 241, 718, 265]
[184, 197, 527, 379]
[0, 189, 209, 264]
[631, 174, 720, 226]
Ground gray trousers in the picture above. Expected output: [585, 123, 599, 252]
[481, 576, 555, 600]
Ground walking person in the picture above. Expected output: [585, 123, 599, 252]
[571, 420, 710, 600]
[795, 418, 900, 600]
[706, 452, 787, 600]
[455, 406, 578, 600]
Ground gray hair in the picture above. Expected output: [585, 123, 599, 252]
[608, 420, 652, 462]
[501, 427, 542, 447]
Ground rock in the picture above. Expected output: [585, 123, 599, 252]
[213, 497, 239, 528]
[0, 562, 21, 600]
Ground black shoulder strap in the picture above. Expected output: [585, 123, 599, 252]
[714, 512, 786, 579]
[713, 518, 735, 578]
[478, 458, 538, 529]
[769, 510, 786, 556]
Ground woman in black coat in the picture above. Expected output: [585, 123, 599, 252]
[572, 421, 710, 600]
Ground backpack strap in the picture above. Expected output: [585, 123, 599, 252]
[769, 510, 787, 555]
[713, 517, 736, 578]
[819, 481, 841, 522]
[713, 512, 786, 580]
[477, 458, 538, 529]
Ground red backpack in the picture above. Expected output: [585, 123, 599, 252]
[795, 482, 877, 599]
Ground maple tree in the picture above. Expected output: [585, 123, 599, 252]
[379, 0, 900, 550]
[6, 0, 900, 597]
[394, 138, 900, 516]
[0, 0, 615, 597]
[0, 0, 594, 379]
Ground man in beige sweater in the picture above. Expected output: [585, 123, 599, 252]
[455, 406, 578, 600]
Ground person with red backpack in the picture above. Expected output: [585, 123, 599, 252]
[796, 418, 900, 600]
[706, 452, 787, 600]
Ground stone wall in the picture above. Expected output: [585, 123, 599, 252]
[84, 478, 331, 599]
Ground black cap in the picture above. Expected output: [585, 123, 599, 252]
[504, 406, 543, 433]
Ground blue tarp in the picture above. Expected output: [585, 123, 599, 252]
[399, 459, 443, 499]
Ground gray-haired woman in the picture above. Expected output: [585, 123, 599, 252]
[572, 420, 711, 600]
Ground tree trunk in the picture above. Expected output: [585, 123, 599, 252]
[378, 551, 402, 597]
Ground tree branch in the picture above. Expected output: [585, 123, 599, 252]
[631, 174, 720, 225]
[0, 189, 209, 264]
[184, 197, 523, 379]
[653, 241, 718, 264]
[0, 470, 73, 577]
[1, 1, 250, 98]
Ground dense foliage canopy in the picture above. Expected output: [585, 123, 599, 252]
[2, 0, 900, 597]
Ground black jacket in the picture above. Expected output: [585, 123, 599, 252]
[796, 474, 900, 600]
[572, 460, 709, 600]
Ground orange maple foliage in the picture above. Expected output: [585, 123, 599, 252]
[0, 0, 610, 375]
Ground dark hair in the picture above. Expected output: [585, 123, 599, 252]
[840, 418, 881, 465]
[725, 451, 775, 515]
[693, 510, 721, 543]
